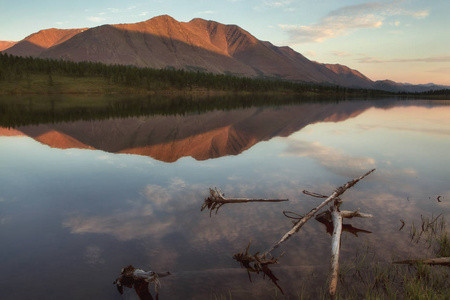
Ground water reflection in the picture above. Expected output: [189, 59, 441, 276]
[2, 98, 444, 163]
[0, 97, 449, 299]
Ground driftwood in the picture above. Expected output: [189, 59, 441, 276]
[315, 210, 372, 236]
[263, 169, 375, 256]
[217, 169, 375, 296]
[393, 257, 450, 266]
[328, 202, 373, 297]
[233, 241, 285, 294]
[113, 265, 171, 300]
[201, 187, 288, 216]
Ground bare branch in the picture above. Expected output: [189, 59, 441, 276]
[233, 241, 285, 294]
[302, 190, 328, 198]
[264, 169, 375, 255]
[201, 187, 288, 216]
[329, 205, 343, 297]
[393, 257, 450, 266]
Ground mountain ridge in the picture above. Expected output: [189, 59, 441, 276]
[2, 15, 448, 92]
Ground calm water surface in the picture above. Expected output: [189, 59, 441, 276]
[0, 97, 449, 299]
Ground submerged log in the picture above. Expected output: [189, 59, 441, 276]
[233, 242, 285, 294]
[264, 169, 375, 255]
[393, 257, 450, 266]
[113, 265, 171, 299]
[201, 187, 288, 216]
[328, 204, 373, 297]
[315, 210, 372, 236]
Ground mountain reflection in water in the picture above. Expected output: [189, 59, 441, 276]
[0, 99, 406, 162]
[0, 97, 449, 299]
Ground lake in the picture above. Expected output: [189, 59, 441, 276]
[0, 96, 449, 299]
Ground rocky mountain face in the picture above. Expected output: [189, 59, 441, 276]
[1, 15, 447, 92]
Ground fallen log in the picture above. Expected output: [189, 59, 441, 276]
[201, 187, 288, 216]
[328, 203, 373, 297]
[393, 257, 450, 266]
[113, 265, 171, 298]
[233, 241, 285, 294]
[263, 169, 375, 256]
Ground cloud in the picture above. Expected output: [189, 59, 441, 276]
[197, 10, 215, 15]
[428, 67, 450, 74]
[87, 16, 106, 23]
[264, 0, 292, 8]
[254, 0, 294, 11]
[107, 8, 120, 13]
[305, 50, 316, 58]
[84, 245, 105, 265]
[280, 2, 430, 44]
[331, 51, 353, 57]
[358, 55, 450, 64]
[281, 140, 376, 177]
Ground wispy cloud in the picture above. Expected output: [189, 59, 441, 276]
[264, 0, 292, 8]
[331, 51, 353, 57]
[107, 8, 120, 13]
[359, 54, 450, 64]
[87, 16, 106, 23]
[197, 10, 215, 15]
[281, 140, 376, 177]
[428, 67, 450, 74]
[255, 0, 294, 11]
[280, 2, 430, 44]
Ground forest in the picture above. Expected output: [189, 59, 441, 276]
[0, 52, 385, 95]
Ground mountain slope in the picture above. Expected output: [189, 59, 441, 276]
[4, 28, 87, 57]
[319, 63, 374, 89]
[4, 15, 370, 87]
[2, 15, 446, 92]
[0, 41, 17, 51]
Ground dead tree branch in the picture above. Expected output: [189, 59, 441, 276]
[113, 265, 171, 297]
[263, 169, 375, 255]
[233, 241, 285, 294]
[393, 257, 450, 266]
[201, 187, 288, 216]
[329, 204, 343, 297]
[327, 203, 373, 297]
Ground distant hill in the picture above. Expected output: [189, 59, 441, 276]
[2, 15, 448, 92]
[0, 41, 17, 51]
[373, 80, 450, 93]
[3, 28, 87, 57]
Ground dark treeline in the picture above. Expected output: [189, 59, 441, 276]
[0, 52, 387, 95]
[0, 94, 354, 128]
[399, 89, 450, 98]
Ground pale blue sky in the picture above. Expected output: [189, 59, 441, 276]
[1, 0, 449, 85]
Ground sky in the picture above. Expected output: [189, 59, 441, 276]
[1, 0, 449, 85]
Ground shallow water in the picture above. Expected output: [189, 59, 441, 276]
[0, 97, 449, 299]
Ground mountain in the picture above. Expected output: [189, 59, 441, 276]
[0, 41, 17, 51]
[319, 63, 374, 89]
[3, 28, 87, 57]
[373, 80, 450, 93]
[2, 15, 369, 88]
[1, 15, 447, 92]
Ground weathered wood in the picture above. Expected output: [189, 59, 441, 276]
[328, 205, 373, 297]
[233, 242, 285, 294]
[264, 169, 375, 255]
[201, 187, 288, 216]
[113, 265, 171, 296]
[329, 205, 343, 297]
[393, 257, 450, 266]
